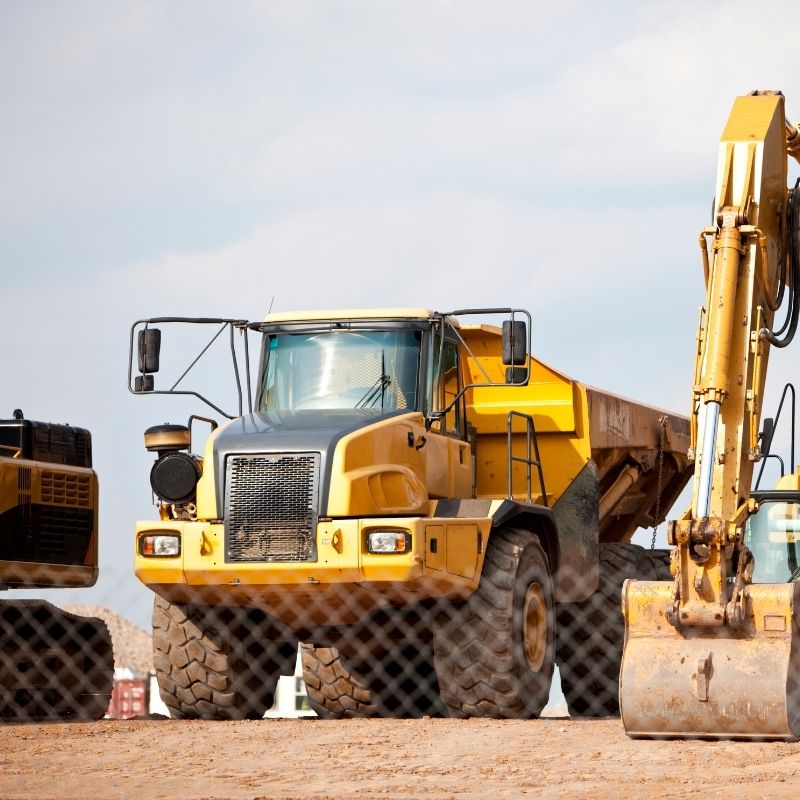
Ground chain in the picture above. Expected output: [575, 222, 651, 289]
[650, 416, 666, 549]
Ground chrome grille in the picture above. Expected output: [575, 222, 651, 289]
[225, 453, 320, 563]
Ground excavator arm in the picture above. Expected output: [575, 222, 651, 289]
[620, 91, 800, 739]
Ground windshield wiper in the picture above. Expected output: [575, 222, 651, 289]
[355, 352, 390, 409]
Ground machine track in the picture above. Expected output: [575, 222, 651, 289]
[431, 526, 555, 718]
[152, 596, 296, 720]
[0, 600, 114, 721]
[555, 542, 671, 717]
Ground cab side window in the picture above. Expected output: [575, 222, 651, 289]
[428, 334, 463, 437]
[441, 341, 461, 435]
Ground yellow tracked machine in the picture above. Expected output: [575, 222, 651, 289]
[0, 410, 113, 720]
[621, 91, 800, 739]
[129, 309, 691, 719]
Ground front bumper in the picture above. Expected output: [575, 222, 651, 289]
[134, 515, 490, 625]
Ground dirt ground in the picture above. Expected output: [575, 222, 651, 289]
[2, 717, 800, 799]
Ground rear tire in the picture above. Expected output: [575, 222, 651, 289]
[431, 527, 555, 718]
[152, 596, 296, 720]
[555, 543, 671, 717]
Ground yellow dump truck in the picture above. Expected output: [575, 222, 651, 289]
[129, 308, 691, 719]
[0, 410, 114, 720]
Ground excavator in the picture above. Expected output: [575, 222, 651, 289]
[621, 91, 800, 739]
[0, 411, 114, 720]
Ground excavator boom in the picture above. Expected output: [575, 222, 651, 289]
[621, 92, 800, 739]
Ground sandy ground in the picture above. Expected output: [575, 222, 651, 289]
[2, 717, 800, 800]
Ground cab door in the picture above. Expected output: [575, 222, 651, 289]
[424, 331, 472, 498]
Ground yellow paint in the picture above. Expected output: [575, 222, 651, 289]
[196, 422, 226, 519]
[461, 325, 590, 504]
[775, 468, 800, 491]
[0, 456, 99, 588]
[0, 560, 97, 588]
[264, 308, 435, 323]
[135, 515, 491, 596]
[327, 412, 471, 516]
[445, 523, 480, 579]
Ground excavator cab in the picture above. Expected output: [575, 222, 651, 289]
[746, 478, 800, 584]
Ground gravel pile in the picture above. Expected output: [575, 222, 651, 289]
[63, 605, 153, 677]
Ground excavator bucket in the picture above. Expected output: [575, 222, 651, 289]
[620, 579, 800, 739]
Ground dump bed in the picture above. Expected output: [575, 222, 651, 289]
[461, 325, 691, 545]
[584, 386, 690, 543]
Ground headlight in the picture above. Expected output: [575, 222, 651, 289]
[366, 529, 411, 554]
[140, 534, 181, 557]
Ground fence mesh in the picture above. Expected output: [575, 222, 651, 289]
[1, 541, 677, 723]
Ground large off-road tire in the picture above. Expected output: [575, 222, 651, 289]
[300, 641, 444, 719]
[555, 543, 671, 717]
[0, 601, 114, 721]
[152, 596, 297, 720]
[431, 527, 555, 719]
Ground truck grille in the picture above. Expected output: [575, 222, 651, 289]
[224, 453, 320, 563]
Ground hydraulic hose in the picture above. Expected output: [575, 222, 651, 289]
[763, 183, 800, 348]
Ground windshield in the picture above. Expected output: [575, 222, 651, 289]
[744, 499, 800, 582]
[258, 329, 421, 413]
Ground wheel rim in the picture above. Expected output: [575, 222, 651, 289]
[523, 583, 547, 672]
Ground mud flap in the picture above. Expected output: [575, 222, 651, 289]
[620, 580, 800, 739]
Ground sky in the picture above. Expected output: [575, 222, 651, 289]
[2, 0, 800, 635]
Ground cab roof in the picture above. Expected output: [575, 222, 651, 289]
[262, 308, 437, 324]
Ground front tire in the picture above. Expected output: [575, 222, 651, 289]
[152, 596, 296, 720]
[301, 640, 444, 718]
[431, 527, 555, 718]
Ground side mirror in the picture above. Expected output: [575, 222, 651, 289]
[760, 417, 775, 458]
[134, 374, 155, 392]
[502, 320, 527, 366]
[135, 328, 161, 393]
[505, 367, 527, 384]
[138, 328, 161, 374]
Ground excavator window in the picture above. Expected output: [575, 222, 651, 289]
[744, 498, 800, 582]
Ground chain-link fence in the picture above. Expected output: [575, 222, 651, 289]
[1, 540, 677, 723]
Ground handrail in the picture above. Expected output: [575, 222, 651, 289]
[0, 443, 21, 458]
[506, 410, 547, 506]
[755, 382, 796, 488]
